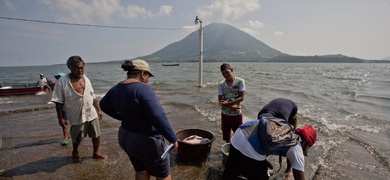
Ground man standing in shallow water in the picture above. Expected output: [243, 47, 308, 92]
[218, 63, 245, 143]
[51, 55, 107, 162]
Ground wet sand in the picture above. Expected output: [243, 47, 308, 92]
[0, 94, 227, 180]
[1, 93, 389, 179]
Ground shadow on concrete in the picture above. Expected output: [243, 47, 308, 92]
[0, 156, 70, 177]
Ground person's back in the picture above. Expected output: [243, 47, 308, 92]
[99, 59, 178, 180]
[223, 98, 317, 180]
[107, 82, 166, 136]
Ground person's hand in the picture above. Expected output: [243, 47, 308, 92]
[219, 99, 228, 106]
[284, 170, 294, 180]
[171, 141, 179, 151]
[98, 110, 103, 120]
[230, 105, 241, 110]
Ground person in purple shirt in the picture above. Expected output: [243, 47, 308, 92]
[99, 59, 178, 180]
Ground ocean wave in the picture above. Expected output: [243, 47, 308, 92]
[0, 106, 55, 115]
[325, 76, 363, 81]
[340, 90, 357, 98]
[0, 98, 12, 105]
[355, 94, 390, 104]
[259, 86, 311, 99]
[94, 93, 106, 98]
[347, 134, 390, 172]
[194, 104, 220, 123]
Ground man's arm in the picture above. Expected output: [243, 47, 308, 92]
[293, 169, 305, 180]
[93, 99, 103, 120]
[219, 91, 244, 109]
[285, 159, 293, 180]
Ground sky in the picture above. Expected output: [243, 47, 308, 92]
[1, 0, 389, 67]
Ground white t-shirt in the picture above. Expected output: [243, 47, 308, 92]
[231, 128, 305, 172]
[37, 78, 47, 87]
[51, 75, 98, 125]
[218, 76, 245, 116]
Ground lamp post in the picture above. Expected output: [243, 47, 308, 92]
[194, 16, 203, 87]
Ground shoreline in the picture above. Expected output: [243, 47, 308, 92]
[1, 92, 390, 179]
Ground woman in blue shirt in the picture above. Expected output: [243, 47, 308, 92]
[100, 59, 178, 180]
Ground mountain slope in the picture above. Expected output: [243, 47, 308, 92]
[138, 23, 285, 62]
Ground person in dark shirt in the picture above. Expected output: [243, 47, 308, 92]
[99, 59, 178, 180]
[223, 98, 317, 180]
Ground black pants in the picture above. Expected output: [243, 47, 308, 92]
[222, 144, 269, 180]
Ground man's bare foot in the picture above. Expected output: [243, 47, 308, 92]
[72, 150, 80, 163]
[93, 153, 107, 159]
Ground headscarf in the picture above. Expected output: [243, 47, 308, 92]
[257, 98, 298, 123]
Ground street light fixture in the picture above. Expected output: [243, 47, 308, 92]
[194, 16, 203, 87]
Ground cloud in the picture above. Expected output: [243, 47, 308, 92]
[273, 31, 284, 36]
[248, 20, 265, 30]
[39, 0, 122, 23]
[125, 5, 153, 19]
[125, 4, 172, 19]
[240, 28, 259, 37]
[240, 20, 265, 37]
[181, 25, 198, 34]
[4, 0, 14, 10]
[39, 0, 171, 23]
[196, 0, 260, 22]
[156, 5, 172, 16]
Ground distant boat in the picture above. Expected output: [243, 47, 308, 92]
[162, 63, 179, 66]
[0, 82, 43, 96]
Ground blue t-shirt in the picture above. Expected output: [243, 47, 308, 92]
[99, 82, 177, 143]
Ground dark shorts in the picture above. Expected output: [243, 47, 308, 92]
[62, 111, 68, 120]
[221, 113, 243, 142]
[118, 127, 169, 178]
[223, 144, 269, 180]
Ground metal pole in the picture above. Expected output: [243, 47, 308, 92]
[199, 21, 203, 87]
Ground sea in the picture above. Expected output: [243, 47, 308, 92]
[0, 62, 389, 180]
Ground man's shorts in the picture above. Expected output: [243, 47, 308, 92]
[221, 113, 243, 141]
[70, 118, 101, 142]
[62, 111, 68, 121]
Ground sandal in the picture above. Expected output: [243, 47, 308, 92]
[61, 140, 69, 146]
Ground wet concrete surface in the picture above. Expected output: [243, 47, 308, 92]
[0, 94, 227, 180]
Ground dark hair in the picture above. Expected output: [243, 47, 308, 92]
[220, 63, 232, 71]
[67, 56, 85, 69]
[121, 60, 139, 75]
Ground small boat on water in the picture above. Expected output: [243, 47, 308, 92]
[0, 82, 47, 96]
[162, 63, 179, 66]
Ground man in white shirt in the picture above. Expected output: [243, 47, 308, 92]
[36, 73, 48, 91]
[51, 56, 106, 162]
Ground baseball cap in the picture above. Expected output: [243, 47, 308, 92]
[296, 125, 317, 147]
[40, 73, 44, 76]
[131, 59, 154, 77]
